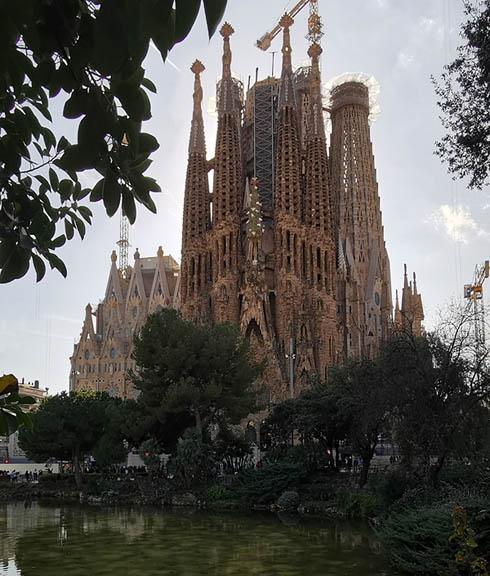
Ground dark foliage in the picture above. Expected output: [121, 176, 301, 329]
[0, 0, 227, 282]
[433, 0, 490, 189]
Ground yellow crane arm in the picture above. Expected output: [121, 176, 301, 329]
[256, 0, 311, 51]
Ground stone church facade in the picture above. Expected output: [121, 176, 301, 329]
[70, 248, 180, 398]
[180, 21, 400, 402]
[71, 18, 423, 401]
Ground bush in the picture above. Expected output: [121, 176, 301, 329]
[237, 462, 308, 505]
[374, 469, 417, 510]
[202, 484, 233, 503]
[378, 504, 458, 575]
[38, 473, 76, 485]
[277, 490, 300, 512]
[337, 490, 378, 519]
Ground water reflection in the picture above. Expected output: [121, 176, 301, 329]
[0, 503, 393, 575]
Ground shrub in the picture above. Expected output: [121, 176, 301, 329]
[377, 504, 458, 575]
[203, 484, 233, 503]
[277, 490, 300, 512]
[38, 473, 76, 485]
[374, 469, 417, 510]
[237, 462, 307, 505]
[337, 490, 378, 519]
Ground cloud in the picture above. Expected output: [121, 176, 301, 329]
[428, 204, 488, 244]
[396, 52, 415, 69]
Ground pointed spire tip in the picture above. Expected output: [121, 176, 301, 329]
[220, 22, 234, 38]
[191, 60, 205, 75]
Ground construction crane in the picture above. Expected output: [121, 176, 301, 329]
[117, 214, 130, 277]
[464, 259, 489, 356]
[256, 0, 322, 51]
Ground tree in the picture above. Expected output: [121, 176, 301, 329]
[433, 0, 490, 189]
[0, 0, 227, 283]
[132, 309, 262, 446]
[328, 359, 394, 487]
[18, 391, 126, 486]
[384, 306, 490, 483]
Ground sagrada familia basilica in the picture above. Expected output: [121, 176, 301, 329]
[70, 15, 423, 400]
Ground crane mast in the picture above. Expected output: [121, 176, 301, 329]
[256, 0, 322, 51]
[464, 259, 489, 356]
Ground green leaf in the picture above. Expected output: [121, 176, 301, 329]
[46, 252, 67, 277]
[90, 178, 105, 202]
[57, 136, 70, 153]
[93, 0, 127, 75]
[174, 0, 201, 44]
[116, 84, 151, 121]
[58, 145, 96, 172]
[122, 187, 137, 224]
[150, 3, 175, 61]
[59, 179, 74, 202]
[78, 206, 93, 223]
[49, 167, 59, 191]
[35, 175, 51, 191]
[32, 253, 46, 282]
[51, 235, 66, 249]
[204, 0, 227, 38]
[0, 245, 30, 283]
[64, 219, 75, 241]
[103, 169, 122, 217]
[31, 100, 52, 122]
[72, 215, 86, 239]
[141, 77, 157, 93]
[63, 89, 89, 119]
[138, 133, 160, 156]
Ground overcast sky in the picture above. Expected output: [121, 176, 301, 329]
[1, 0, 488, 395]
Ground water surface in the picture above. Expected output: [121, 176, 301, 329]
[0, 503, 393, 575]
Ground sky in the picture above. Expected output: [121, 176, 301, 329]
[1, 0, 489, 395]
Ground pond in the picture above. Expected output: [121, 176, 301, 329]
[0, 503, 394, 575]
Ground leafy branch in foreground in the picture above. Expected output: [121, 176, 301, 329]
[0, 0, 227, 283]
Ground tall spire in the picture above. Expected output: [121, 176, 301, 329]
[274, 14, 301, 219]
[304, 41, 332, 236]
[189, 60, 206, 153]
[278, 14, 296, 109]
[217, 23, 236, 115]
[182, 60, 210, 244]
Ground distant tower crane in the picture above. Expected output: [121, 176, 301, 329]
[464, 260, 489, 356]
[256, 0, 323, 51]
[117, 213, 130, 277]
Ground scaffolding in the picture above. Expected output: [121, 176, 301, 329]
[253, 81, 278, 209]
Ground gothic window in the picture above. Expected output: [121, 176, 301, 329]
[110, 348, 116, 359]
[132, 306, 137, 318]
[157, 283, 163, 296]
[134, 285, 139, 298]
[84, 350, 89, 360]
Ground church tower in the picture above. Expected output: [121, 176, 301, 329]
[181, 60, 211, 324]
[209, 23, 242, 324]
[179, 16, 398, 401]
[329, 80, 392, 357]
[273, 15, 305, 378]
